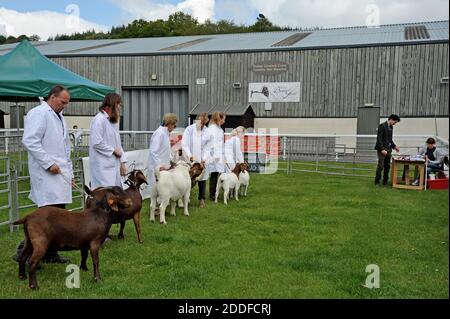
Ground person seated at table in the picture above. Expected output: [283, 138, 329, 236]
[412, 137, 447, 185]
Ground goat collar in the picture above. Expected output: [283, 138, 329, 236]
[125, 178, 137, 188]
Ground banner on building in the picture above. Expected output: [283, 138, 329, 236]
[248, 82, 300, 103]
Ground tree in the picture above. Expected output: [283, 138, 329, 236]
[167, 12, 199, 35]
[249, 13, 281, 32]
[29, 34, 40, 42]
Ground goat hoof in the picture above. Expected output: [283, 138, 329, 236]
[184, 213, 189, 217]
[118, 235, 124, 240]
[29, 284, 39, 290]
[160, 221, 167, 225]
[150, 218, 155, 223]
[138, 240, 144, 244]
[80, 266, 88, 272]
[94, 276, 102, 282]
[19, 274, 27, 280]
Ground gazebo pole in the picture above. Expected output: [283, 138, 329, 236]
[15, 101, 20, 134]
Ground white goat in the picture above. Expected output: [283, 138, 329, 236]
[150, 161, 191, 224]
[215, 163, 246, 205]
[238, 165, 250, 197]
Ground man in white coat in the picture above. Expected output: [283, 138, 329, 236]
[15, 85, 73, 264]
[182, 112, 210, 208]
[147, 113, 178, 191]
[89, 93, 127, 188]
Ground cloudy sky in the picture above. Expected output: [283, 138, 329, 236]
[0, 0, 448, 40]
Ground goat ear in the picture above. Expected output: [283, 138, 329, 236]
[138, 173, 148, 184]
[84, 185, 92, 195]
[106, 192, 119, 211]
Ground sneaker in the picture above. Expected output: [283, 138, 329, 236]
[199, 199, 205, 208]
[411, 179, 419, 186]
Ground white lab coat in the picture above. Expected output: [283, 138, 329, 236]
[147, 126, 172, 190]
[89, 111, 127, 188]
[181, 123, 211, 162]
[73, 129, 83, 146]
[22, 102, 73, 207]
[224, 136, 244, 173]
[205, 124, 225, 173]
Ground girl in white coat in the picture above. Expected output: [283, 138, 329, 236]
[181, 112, 211, 207]
[205, 111, 226, 200]
[89, 93, 127, 189]
[224, 126, 245, 173]
[147, 113, 178, 192]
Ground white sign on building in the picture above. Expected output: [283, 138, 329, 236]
[248, 82, 300, 103]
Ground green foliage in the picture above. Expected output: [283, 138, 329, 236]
[48, 11, 305, 41]
[0, 34, 40, 45]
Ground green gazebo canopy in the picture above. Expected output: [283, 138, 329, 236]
[0, 40, 115, 102]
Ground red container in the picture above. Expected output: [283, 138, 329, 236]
[427, 178, 449, 190]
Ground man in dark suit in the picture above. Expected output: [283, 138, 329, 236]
[374, 114, 401, 185]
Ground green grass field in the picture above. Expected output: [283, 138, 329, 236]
[0, 167, 448, 299]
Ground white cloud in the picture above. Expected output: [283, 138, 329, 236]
[215, 0, 256, 25]
[111, 0, 215, 23]
[246, 0, 449, 28]
[0, 7, 109, 40]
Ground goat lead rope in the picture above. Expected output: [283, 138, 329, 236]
[60, 172, 87, 195]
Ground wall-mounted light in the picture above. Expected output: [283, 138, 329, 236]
[440, 76, 449, 84]
[151, 74, 157, 80]
[232, 82, 241, 89]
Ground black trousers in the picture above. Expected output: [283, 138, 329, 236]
[16, 204, 66, 260]
[197, 180, 206, 200]
[375, 150, 392, 184]
[209, 172, 219, 200]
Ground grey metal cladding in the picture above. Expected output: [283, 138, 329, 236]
[0, 21, 447, 56]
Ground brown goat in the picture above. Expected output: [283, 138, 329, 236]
[13, 187, 129, 290]
[189, 162, 205, 188]
[85, 170, 147, 243]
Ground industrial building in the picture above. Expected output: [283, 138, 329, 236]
[0, 20, 448, 137]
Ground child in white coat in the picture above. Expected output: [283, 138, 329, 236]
[205, 111, 226, 201]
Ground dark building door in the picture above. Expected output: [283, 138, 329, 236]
[0, 110, 4, 129]
[356, 106, 380, 153]
[122, 87, 189, 131]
